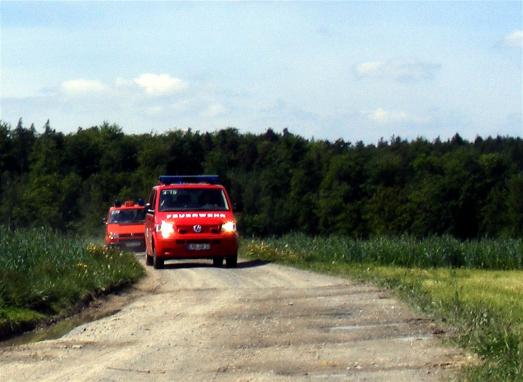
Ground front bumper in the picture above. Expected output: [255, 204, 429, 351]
[106, 238, 145, 251]
[155, 233, 238, 259]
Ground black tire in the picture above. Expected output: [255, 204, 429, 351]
[213, 257, 224, 267]
[153, 248, 164, 269]
[225, 255, 237, 268]
[146, 253, 153, 266]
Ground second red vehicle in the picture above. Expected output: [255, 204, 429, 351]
[104, 200, 146, 251]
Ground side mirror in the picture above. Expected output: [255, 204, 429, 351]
[145, 203, 154, 214]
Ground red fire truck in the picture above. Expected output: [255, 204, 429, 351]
[104, 200, 146, 251]
[144, 175, 238, 269]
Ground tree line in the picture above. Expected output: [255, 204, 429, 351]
[1, 118, 522, 238]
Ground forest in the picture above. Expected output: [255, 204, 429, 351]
[0, 118, 522, 239]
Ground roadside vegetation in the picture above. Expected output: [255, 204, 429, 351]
[0, 226, 144, 339]
[241, 234, 523, 382]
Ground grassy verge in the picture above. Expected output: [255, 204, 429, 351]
[240, 234, 523, 382]
[0, 226, 144, 339]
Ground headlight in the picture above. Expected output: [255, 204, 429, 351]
[109, 232, 119, 240]
[160, 221, 175, 239]
[221, 221, 236, 233]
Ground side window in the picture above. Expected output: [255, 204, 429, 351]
[147, 189, 156, 213]
[151, 189, 157, 211]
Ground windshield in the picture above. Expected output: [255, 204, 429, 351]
[108, 208, 146, 224]
[159, 188, 229, 212]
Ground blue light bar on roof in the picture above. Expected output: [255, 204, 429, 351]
[159, 175, 220, 185]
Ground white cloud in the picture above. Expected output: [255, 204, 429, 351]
[355, 61, 384, 76]
[145, 106, 164, 116]
[171, 99, 192, 112]
[365, 107, 429, 125]
[61, 79, 107, 95]
[503, 30, 523, 48]
[133, 73, 187, 96]
[202, 103, 226, 118]
[355, 60, 440, 82]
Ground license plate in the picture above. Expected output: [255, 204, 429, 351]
[125, 241, 142, 248]
[187, 243, 210, 251]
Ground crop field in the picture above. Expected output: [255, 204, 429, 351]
[0, 226, 144, 339]
[241, 234, 523, 381]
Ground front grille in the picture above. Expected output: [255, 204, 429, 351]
[176, 240, 221, 245]
[177, 225, 221, 234]
[119, 233, 144, 238]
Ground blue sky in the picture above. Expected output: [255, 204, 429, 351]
[1, 1, 521, 142]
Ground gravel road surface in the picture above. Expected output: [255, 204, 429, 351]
[0, 257, 469, 381]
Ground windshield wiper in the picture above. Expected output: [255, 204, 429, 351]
[159, 207, 227, 212]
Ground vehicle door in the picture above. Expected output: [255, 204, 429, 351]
[145, 188, 157, 251]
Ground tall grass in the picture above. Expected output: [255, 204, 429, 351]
[0, 226, 144, 337]
[241, 234, 523, 381]
[244, 233, 523, 270]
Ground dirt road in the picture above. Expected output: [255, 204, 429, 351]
[0, 258, 468, 381]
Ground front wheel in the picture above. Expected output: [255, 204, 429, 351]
[213, 257, 224, 267]
[225, 255, 237, 268]
[146, 252, 153, 266]
[153, 248, 164, 269]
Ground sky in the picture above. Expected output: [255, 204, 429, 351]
[1, 1, 522, 142]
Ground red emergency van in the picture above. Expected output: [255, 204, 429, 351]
[144, 175, 238, 269]
[104, 200, 146, 251]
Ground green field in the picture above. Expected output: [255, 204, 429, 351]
[0, 226, 144, 339]
[241, 234, 523, 382]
